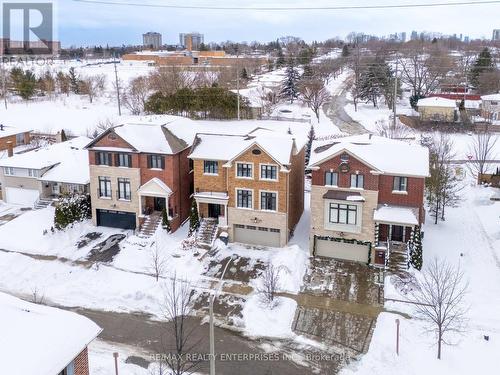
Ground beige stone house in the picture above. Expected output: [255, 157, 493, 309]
[417, 96, 457, 122]
[481, 93, 500, 121]
[308, 135, 429, 266]
[188, 128, 305, 247]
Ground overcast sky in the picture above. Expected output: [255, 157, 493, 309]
[4, 0, 500, 46]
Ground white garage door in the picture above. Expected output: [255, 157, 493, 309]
[315, 238, 369, 263]
[234, 224, 281, 248]
[4, 187, 39, 207]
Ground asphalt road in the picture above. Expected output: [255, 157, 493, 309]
[72, 307, 339, 375]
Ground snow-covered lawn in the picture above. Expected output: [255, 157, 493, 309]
[341, 183, 500, 375]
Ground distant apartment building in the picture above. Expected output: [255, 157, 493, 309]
[143, 32, 162, 49]
[493, 29, 500, 41]
[180, 32, 204, 51]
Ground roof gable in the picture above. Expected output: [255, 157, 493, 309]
[85, 127, 137, 152]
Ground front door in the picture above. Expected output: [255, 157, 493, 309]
[208, 204, 221, 219]
[154, 197, 166, 212]
[391, 225, 404, 242]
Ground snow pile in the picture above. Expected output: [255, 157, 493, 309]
[242, 294, 297, 338]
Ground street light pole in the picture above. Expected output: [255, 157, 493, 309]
[395, 319, 400, 356]
[113, 352, 119, 375]
[209, 257, 235, 375]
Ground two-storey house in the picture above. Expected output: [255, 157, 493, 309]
[188, 128, 304, 247]
[308, 134, 429, 265]
[85, 122, 193, 233]
[481, 93, 500, 121]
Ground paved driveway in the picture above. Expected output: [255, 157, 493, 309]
[294, 257, 383, 354]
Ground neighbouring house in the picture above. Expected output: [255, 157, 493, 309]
[188, 127, 305, 248]
[0, 137, 91, 207]
[0, 123, 32, 152]
[417, 97, 457, 122]
[0, 292, 101, 375]
[308, 134, 429, 266]
[481, 93, 500, 121]
[85, 122, 193, 233]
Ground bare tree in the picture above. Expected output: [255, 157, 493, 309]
[300, 79, 330, 122]
[150, 242, 166, 282]
[376, 118, 412, 140]
[31, 286, 45, 305]
[123, 76, 150, 115]
[408, 258, 468, 359]
[159, 276, 202, 375]
[468, 130, 498, 179]
[79, 74, 106, 103]
[94, 119, 116, 137]
[257, 265, 282, 308]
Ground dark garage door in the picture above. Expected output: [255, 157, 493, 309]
[96, 209, 136, 230]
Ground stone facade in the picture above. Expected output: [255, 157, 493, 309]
[90, 164, 141, 226]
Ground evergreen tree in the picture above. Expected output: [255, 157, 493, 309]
[409, 226, 423, 270]
[188, 200, 200, 236]
[276, 41, 286, 68]
[69, 67, 80, 94]
[16, 70, 36, 100]
[240, 67, 249, 81]
[358, 59, 392, 108]
[302, 65, 314, 79]
[280, 63, 300, 103]
[54, 194, 91, 230]
[305, 124, 316, 168]
[341, 44, 350, 57]
[469, 48, 494, 87]
[161, 207, 171, 232]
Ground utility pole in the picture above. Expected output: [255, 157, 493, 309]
[393, 58, 398, 129]
[209, 256, 235, 375]
[395, 319, 400, 356]
[1, 53, 7, 110]
[113, 352, 119, 375]
[113, 53, 122, 116]
[236, 51, 241, 120]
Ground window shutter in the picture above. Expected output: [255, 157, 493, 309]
[128, 154, 132, 168]
[161, 156, 165, 169]
[106, 153, 112, 166]
[147, 155, 152, 168]
[114, 154, 119, 167]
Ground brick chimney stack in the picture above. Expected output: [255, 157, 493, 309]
[6, 141, 13, 157]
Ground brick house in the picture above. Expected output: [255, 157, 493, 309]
[308, 134, 429, 265]
[481, 93, 500, 121]
[188, 128, 304, 247]
[0, 123, 31, 152]
[0, 291, 101, 375]
[85, 122, 193, 233]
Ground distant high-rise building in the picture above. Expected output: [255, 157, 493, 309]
[493, 29, 500, 41]
[464, 36, 470, 43]
[401, 32, 407, 43]
[410, 30, 418, 41]
[143, 32, 162, 49]
[179, 32, 204, 51]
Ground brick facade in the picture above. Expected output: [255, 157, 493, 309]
[88, 130, 193, 232]
[74, 347, 90, 375]
[0, 132, 30, 151]
[192, 143, 305, 246]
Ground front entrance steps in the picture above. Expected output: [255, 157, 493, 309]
[196, 218, 218, 249]
[34, 198, 53, 210]
[138, 212, 162, 238]
[386, 242, 409, 276]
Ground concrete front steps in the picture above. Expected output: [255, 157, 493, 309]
[138, 213, 162, 238]
[196, 218, 218, 249]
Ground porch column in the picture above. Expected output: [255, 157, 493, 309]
[402, 226, 406, 242]
[388, 224, 393, 243]
[196, 199, 200, 217]
[138, 194, 143, 216]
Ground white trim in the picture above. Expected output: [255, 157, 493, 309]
[392, 190, 408, 195]
[235, 187, 254, 210]
[235, 161, 254, 180]
[259, 189, 279, 212]
[259, 163, 279, 182]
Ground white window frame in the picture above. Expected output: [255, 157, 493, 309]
[235, 161, 254, 179]
[392, 176, 408, 194]
[350, 173, 364, 189]
[259, 163, 279, 181]
[235, 188, 253, 210]
[117, 177, 131, 201]
[203, 160, 219, 175]
[98, 176, 112, 199]
[325, 171, 339, 187]
[259, 190, 278, 212]
[3, 167, 14, 176]
[28, 169, 38, 178]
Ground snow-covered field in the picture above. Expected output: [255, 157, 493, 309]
[341, 182, 500, 375]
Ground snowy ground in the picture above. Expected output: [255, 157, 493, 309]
[341, 181, 500, 375]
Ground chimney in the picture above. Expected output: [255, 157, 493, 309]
[6, 141, 13, 157]
[0, 124, 4, 131]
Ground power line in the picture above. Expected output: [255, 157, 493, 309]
[73, 0, 500, 11]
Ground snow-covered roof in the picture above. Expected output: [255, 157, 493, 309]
[417, 97, 457, 108]
[481, 93, 500, 101]
[138, 177, 173, 197]
[373, 205, 419, 226]
[188, 129, 298, 166]
[0, 137, 91, 184]
[464, 100, 482, 109]
[0, 292, 101, 375]
[309, 134, 429, 177]
[0, 124, 32, 138]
